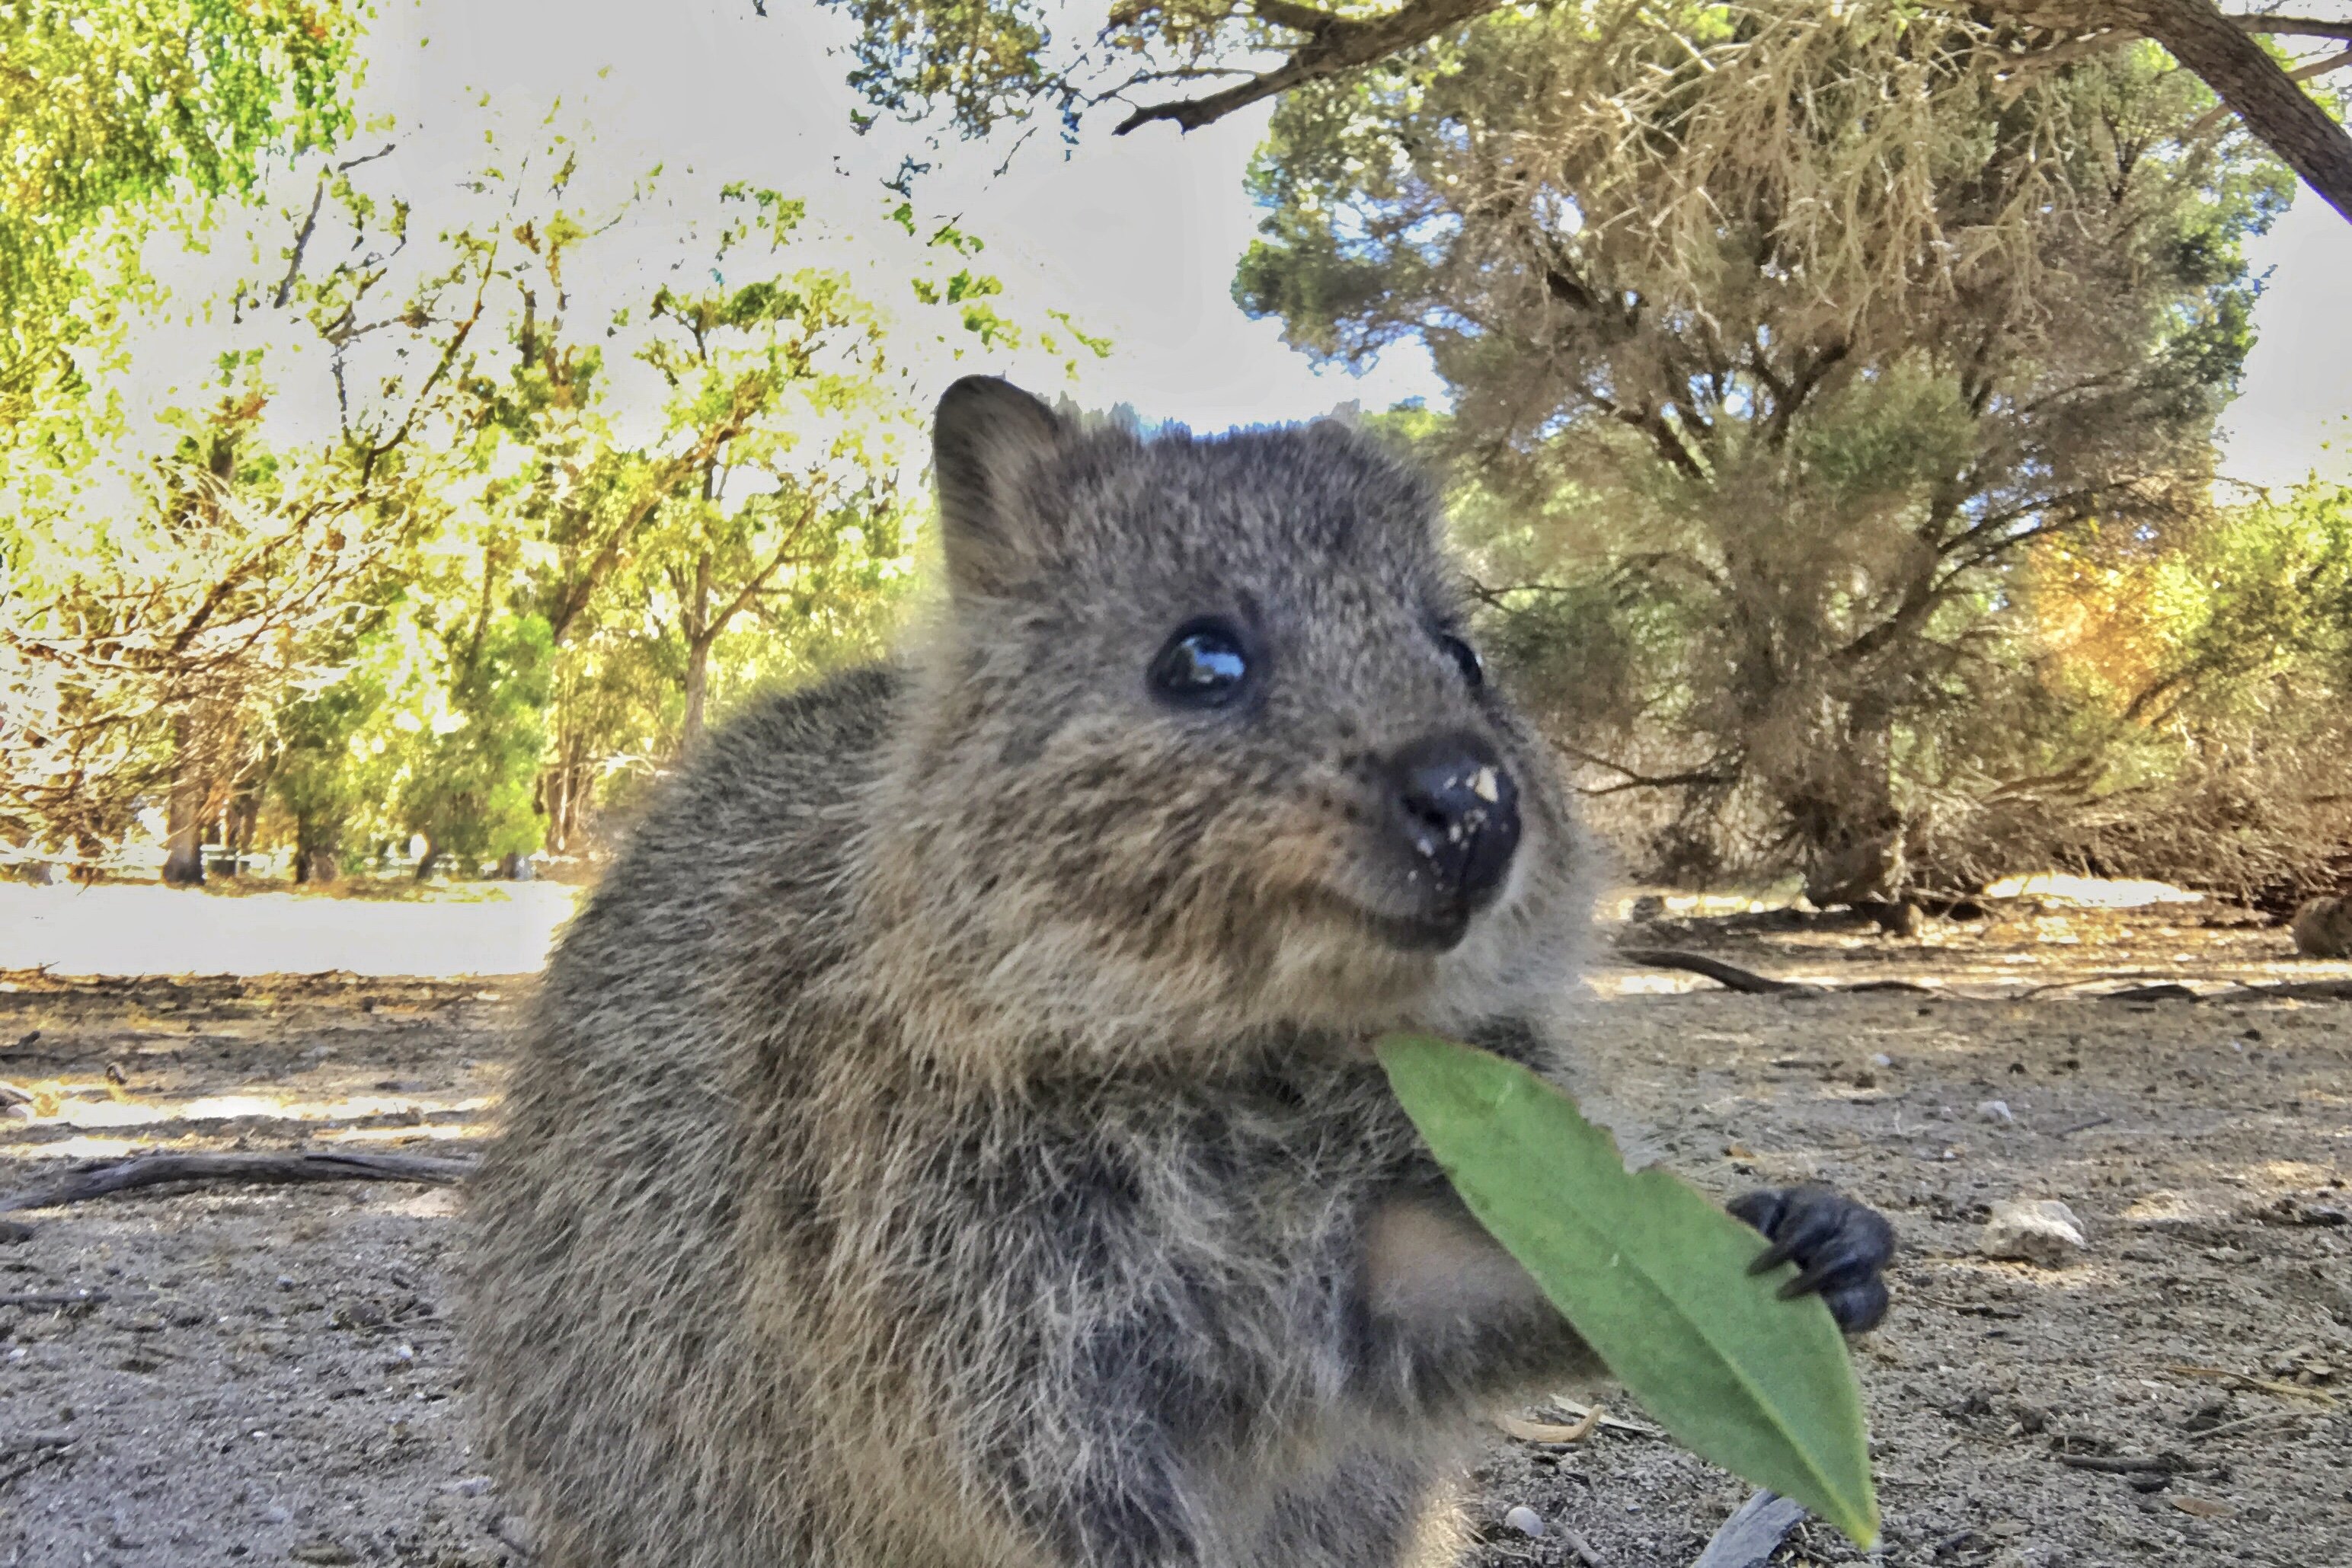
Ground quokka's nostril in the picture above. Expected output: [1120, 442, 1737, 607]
[1385, 733, 1523, 905]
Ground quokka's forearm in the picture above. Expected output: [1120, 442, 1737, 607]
[1350, 1190, 1596, 1412]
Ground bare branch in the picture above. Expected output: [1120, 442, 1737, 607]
[273, 180, 330, 310]
[2190, 43, 2352, 132]
[272, 145, 395, 309]
[707, 493, 827, 640]
[1, 1150, 474, 1218]
[1114, 0, 1506, 135]
[2228, 13, 2352, 43]
[2112, 0, 2352, 223]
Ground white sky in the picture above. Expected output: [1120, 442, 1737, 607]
[328, 0, 2352, 479]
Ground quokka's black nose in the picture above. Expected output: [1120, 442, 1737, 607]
[1387, 733, 1520, 907]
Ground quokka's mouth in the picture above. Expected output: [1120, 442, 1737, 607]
[1346, 899, 1473, 954]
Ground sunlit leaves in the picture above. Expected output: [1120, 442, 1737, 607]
[0, 0, 360, 392]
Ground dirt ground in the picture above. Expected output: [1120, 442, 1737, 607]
[1, 891, 2347, 1567]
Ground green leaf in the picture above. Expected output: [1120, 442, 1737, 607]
[1375, 1033, 1879, 1547]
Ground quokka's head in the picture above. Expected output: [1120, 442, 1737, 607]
[864, 377, 1588, 1065]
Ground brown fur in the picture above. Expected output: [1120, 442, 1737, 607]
[465, 380, 1600, 1567]
[2291, 895, 2352, 959]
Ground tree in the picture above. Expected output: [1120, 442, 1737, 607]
[396, 614, 555, 879]
[0, 116, 535, 878]
[0, 0, 356, 414]
[1235, 10, 2287, 886]
[0, 388, 412, 878]
[272, 651, 395, 884]
[0, 53, 1100, 880]
[802, 1, 2352, 223]
[462, 171, 1091, 829]
[2006, 479, 2352, 904]
[632, 187, 922, 749]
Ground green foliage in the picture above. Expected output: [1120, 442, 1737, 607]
[0, 63, 1096, 880]
[807, 0, 1283, 140]
[0, 0, 357, 397]
[1965, 479, 2352, 903]
[397, 615, 555, 870]
[2125, 483, 2352, 722]
[1377, 1033, 1877, 1545]
[272, 653, 395, 881]
[820, 0, 1061, 138]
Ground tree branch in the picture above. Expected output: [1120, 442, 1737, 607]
[1, 1150, 474, 1218]
[272, 145, 395, 310]
[1554, 739, 1735, 794]
[1114, 0, 1506, 134]
[2229, 14, 2352, 44]
[708, 494, 826, 639]
[546, 386, 759, 646]
[2189, 43, 2352, 133]
[2122, 0, 2352, 223]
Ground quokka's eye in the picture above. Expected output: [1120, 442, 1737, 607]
[1438, 631, 1484, 691]
[1149, 620, 1251, 707]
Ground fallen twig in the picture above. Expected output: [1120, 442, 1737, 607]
[2053, 1113, 2114, 1136]
[1689, 1489, 1807, 1568]
[1533, 1400, 1665, 1439]
[2101, 983, 2201, 1003]
[2055, 1452, 2190, 1474]
[0, 1291, 109, 1309]
[1501, 1402, 1654, 1442]
[0, 1432, 76, 1490]
[2223, 978, 2352, 1001]
[2185, 1410, 2306, 1442]
[2165, 1365, 2339, 1406]
[1615, 950, 1821, 995]
[0, 1149, 477, 1219]
[1497, 1409, 1601, 1444]
[1558, 1522, 1603, 1567]
[2015, 971, 2175, 999]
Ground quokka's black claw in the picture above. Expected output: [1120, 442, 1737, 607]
[1728, 1182, 1896, 1333]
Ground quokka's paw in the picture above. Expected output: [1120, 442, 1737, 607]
[1726, 1183, 1895, 1333]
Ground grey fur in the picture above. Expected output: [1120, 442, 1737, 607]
[466, 378, 1603, 1567]
[2292, 895, 2352, 959]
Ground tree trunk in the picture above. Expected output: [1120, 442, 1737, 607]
[295, 810, 340, 886]
[682, 635, 714, 752]
[221, 781, 261, 878]
[561, 758, 590, 848]
[547, 763, 571, 854]
[414, 835, 441, 882]
[160, 742, 207, 888]
[680, 551, 714, 752]
[2117, 0, 2352, 225]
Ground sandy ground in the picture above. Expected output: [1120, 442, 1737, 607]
[0, 883, 579, 982]
[0, 886, 2347, 1567]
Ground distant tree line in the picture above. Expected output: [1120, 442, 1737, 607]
[4, 0, 2347, 908]
[0, 2, 1101, 885]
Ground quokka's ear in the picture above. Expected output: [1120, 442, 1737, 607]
[933, 375, 1067, 599]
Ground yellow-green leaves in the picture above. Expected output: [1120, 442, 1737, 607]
[1375, 1033, 1879, 1547]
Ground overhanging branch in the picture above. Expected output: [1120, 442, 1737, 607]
[1989, 5, 2352, 219]
[1114, 0, 1506, 134]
